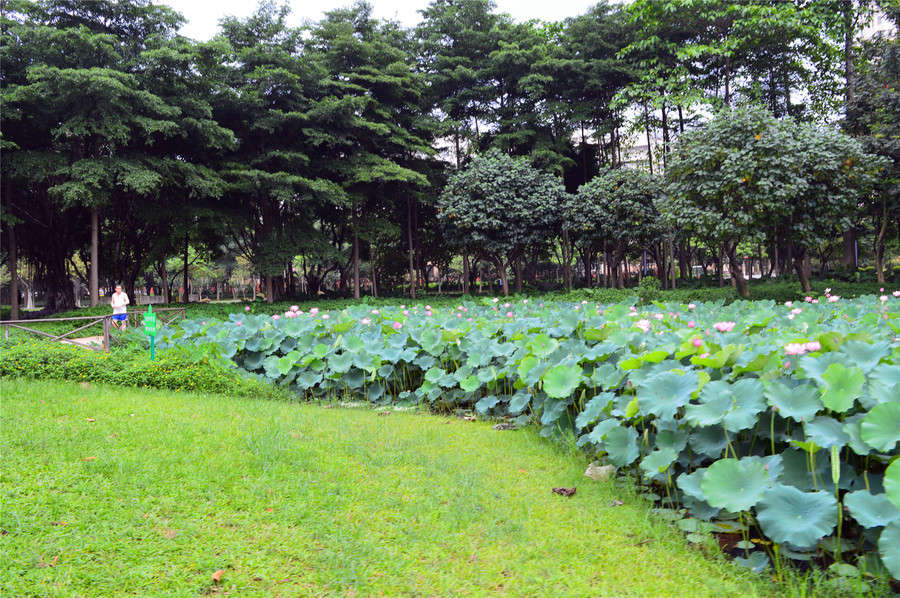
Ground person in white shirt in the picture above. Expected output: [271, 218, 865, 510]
[110, 284, 130, 330]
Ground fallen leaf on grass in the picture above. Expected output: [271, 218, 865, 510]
[79, 382, 90, 389]
[81, 456, 96, 461]
[517, 469, 527, 473]
[86, 418, 95, 422]
[50, 521, 68, 526]
[211, 570, 224, 582]
[610, 500, 624, 507]
[378, 410, 390, 416]
[322, 405, 334, 409]
[265, 508, 274, 512]
[37, 555, 59, 568]
[552, 487, 576, 497]
[492, 423, 517, 431]
[460, 415, 477, 421]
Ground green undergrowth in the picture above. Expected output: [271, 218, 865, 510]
[0, 339, 287, 400]
[1, 379, 772, 597]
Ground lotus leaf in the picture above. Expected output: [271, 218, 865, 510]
[701, 459, 769, 512]
[604, 425, 640, 467]
[575, 392, 614, 429]
[734, 552, 770, 573]
[641, 447, 679, 478]
[541, 364, 583, 399]
[820, 363, 866, 413]
[764, 381, 822, 423]
[804, 415, 850, 449]
[677, 469, 707, 501]
[586, 418, 620, 445]
[885, 460, 900, 511]
[859, 402, 900, 452]
[756, 484, 837, 548]
[475, 395, 500, 413]
[865, 364, 900, 406]
[838, 340, 891, 374]
[636, 371, 698, 419]
[540, 398, 568, 426]
[844, 490, 900, 529]
[688, 425, 728, 458]
[879, 520, 900, 579]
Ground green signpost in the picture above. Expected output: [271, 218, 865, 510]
[143, 305, 158, 361]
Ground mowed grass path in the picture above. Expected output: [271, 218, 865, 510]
[1, 379, 768, 597]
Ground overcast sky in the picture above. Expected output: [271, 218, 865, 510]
[160, 0, 601, 40]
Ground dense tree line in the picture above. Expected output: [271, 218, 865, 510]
[2, 0, 898, 314]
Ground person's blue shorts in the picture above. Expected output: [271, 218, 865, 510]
[112, 314, 127, 322]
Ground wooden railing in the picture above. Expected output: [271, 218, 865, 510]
[0, 308, 186, 352]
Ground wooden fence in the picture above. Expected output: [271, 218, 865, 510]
[0, 308, 186, 352]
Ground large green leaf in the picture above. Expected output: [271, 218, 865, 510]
[604, 425, 640, 467]
[879, 521, 900, 579]
[844, 490, 900, 529]
[527, 333, 559, 358]
[866, 364, 900, 406]
[885, 460, 900, 511]
[541, 364, 583, 399]
[804, 415, 850, 449]
[756, 484, 838, 548]
[819, 363, 866, 413]
[575, 392, 614, 429]
[636, 371, 698, 419]
[859, 403, 900, 452]
[640, 447, 679, 478]
[701, 459, 769, 512]
[765, 381, 822, 423]
[838, 340, 891, 374]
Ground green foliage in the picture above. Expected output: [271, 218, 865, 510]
[438, 149, 565, 293]
[0, 338, 284, 399]
[159, 292, 900, 579]
[636, 276, 662, 304]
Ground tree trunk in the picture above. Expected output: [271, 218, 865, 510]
[90, 207, 99, 307]
[183, 232, 190, 304]
[515, 255, 523, 293]
[462, 253, 470, 295]
[717, 243, 725, 288]
[725, 243, 750, 298]
[793, 248, 813, 293]
[352, 227, 360, 300]
[7, 223, 18, 320]
[669, 235, 677, 290]
[875, 198, 888, 284]
[159, 255, 169, 303]
[407, 193, 416, 300]
[265, 275, 273, 303]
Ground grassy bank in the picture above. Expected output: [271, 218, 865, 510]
[1, 379, 770, 597]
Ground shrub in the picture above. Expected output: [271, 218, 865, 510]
[0, 338, 288, 400]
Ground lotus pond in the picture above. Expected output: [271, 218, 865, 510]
[159, 291, 900, 584]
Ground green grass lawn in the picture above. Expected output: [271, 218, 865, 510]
[1, 379, 771, 597]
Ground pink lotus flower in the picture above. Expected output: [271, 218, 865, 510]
[425, 311, 433, 317]
[400, 305, 406, 309]
[805, 296, 813, 302]
[492, 298, 499, 303]
[468, 317, 473, 321]
[463, 308, 468, 312]
[805, 341, 821, 352]
[893, 290, 900, 297]
[425, 305, 431, 310]
[403, 310, 409, 315]
[791, 308, 802, 315]
[201, 321, 206, 325]
[713, 321, 736, 333]
[785, 343, 807, 355]
[880, 295, 888, 302]
[506, 311, 513, 318]
[636, 319, 651, 333]
[456, 313, 462, 318]
[582, 300, 588, 305]
[361, 317, 371, 325]
[788, 314, 796, 320]
[504, 302, 511, 308]
[523, 299, 528, 304]
[692, 338, 703, 348]
[688, 303, 696, 310]
[811, 299, 819, 304]
[245, 306, 251, 311]
[321, 314, 329, 319]
[458, 306, 464, 311]
[699, 352, 710, 359]
[825, 288, 831, 294]
[272, 314, 280, 320]
[290, 305, 299, 312]
[785, 301, 793, 307]
[654, 314, 664, 320]
[310, 307, 319, 316]
[236, 321, 242, 326]
[687, 321, 695, 328]
[371, 309, 379, 314]
[828, 295, 840, 302]
[392, 321, 402, 330]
